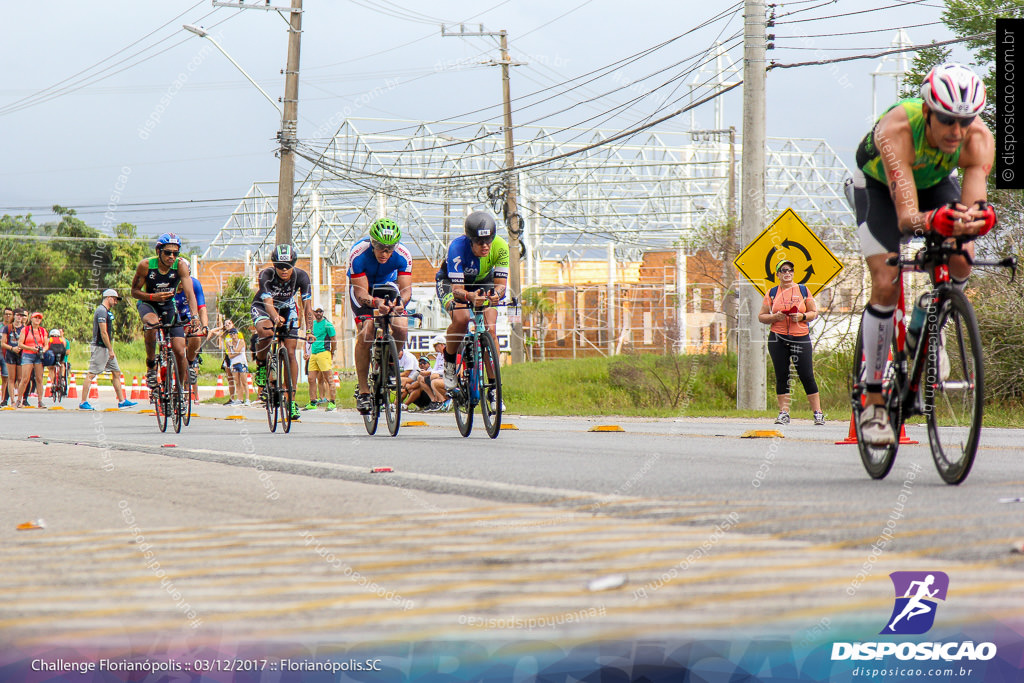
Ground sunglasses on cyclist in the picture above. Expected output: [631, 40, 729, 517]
[370, 240, 395, 252]
[161, 248, 179, 256]
[932, 111, 976, 129]
[273, 262, 293, 271]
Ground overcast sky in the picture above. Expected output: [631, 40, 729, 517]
[0, 0, 963, 249]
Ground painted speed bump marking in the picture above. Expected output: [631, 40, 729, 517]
[589, 425, 624, 432]
[741, 429, 783, 438]
[500, 423, 518, 430]
[402, 420, 428, 427]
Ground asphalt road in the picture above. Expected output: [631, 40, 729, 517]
[2, 402, 1023, 647]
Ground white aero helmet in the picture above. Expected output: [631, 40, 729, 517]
[920, 63, 986, 118]
[431, 334, 446, 346]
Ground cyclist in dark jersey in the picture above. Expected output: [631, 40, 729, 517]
[251, 243, 314, 421]
[435, 211, 508, 392]
[851, 63, 996, 445]
[131, 233, 199, 389]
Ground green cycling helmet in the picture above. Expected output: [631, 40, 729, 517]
[369, 218, 401, 246]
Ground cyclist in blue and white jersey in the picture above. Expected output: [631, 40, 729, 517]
[251, 243, 314, 422]
[175, 275, 209, 386]
[347, 218, 413, 414]
[131, 233, 199, 390]
[435, 211, 508, 392]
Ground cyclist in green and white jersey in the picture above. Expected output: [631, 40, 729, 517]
[434, 211, 508, 391]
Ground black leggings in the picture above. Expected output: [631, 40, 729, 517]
[768, 332, 818, 396]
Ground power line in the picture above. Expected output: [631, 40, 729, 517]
[768, 32, 992, 70]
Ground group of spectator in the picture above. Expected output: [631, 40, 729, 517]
[399, 335, 451, 412]
[1, 306, 73, 409]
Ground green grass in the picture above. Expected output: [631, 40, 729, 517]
[68, 343, 1024, 427]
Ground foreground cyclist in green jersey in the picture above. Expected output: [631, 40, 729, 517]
[434, 211, 509, 392]
[851, 63, 997, 445]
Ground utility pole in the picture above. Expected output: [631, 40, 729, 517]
[442, 25, 526, 362]
[737, 0, 767, 410]
[213, 0, 302, 248]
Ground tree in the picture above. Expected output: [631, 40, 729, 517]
[43, 283, 96, 344]
[520, 287, 554, 361]
[0, 280, 23, 310]
[218, 275, 255, 333]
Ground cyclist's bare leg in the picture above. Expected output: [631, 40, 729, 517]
[283, 336, 299, 392]
[949, 242, 974, 282]
[186, 335, 202, 364]
[171, 337, 188, 389]
[391, 315, 408, 356]
[445, 307, 471, 357]
[142, 312, 161, 364]
[862, 252, 901, 407]
[354, 319, 374, 395]
[253, 320, 274, 364]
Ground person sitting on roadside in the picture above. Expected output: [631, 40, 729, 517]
[402, 355, 434, 412]
[421, 335, 449, 412]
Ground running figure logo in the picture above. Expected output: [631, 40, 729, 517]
[881, 571, 949, 635]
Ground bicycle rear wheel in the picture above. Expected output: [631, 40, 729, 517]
[924, 288, 983, 485]
[851, 321, 900, 479]
[171, 360, 183, 434]
[478, 332, 502, 439]
[183, 370, 193, 426]
[382, 339, 402, 437]
[279, 346, 294, 433]
[453, 338, 474, 437]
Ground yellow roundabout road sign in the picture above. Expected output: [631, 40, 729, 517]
[733, 208, 844, 297]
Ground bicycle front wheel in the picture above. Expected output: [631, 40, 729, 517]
[279, 346, 294, 434]
[453, 338, 474, 437]
[155, 358, 169, 433]
[478, 332, 502, 439]
[924, 288, 983, 485]
[266, 354, 278, 433]
[851, 320, 900, 479]
[382, 339, 402, 437]
[171, 360, 184, 434]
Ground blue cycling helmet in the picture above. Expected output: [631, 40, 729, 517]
[156, 233, 182, 249]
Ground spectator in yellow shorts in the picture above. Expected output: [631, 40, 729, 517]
[304, 306, 336, 411]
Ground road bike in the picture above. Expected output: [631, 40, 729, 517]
[145, 322, 189, 434]
[264, 320, 297, 434]
[851, 231, 1016, 484]
[450, 296, 514, 439]
[50, 360, 68, 404]
[363, 305, 421, 437]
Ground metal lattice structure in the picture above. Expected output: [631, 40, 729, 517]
[203, 117, 856, 268]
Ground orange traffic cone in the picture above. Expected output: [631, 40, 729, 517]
[246, 373, 255, 395]
[333, 371, 340, 390]
[836, 410, 918, 445]
[213, 374, 227, 398]
[137, 379, 149, 400]
[129, 377, 140, 400]
[67, 372, 78, 399]
[43, 380, 52, 398]
[89, 381, 99, 400]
